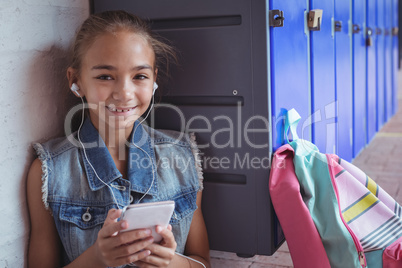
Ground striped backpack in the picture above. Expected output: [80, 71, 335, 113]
[269, 109, 402, 268]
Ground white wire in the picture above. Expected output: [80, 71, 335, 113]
[77, 93, 156, 208]
[175, 252, 207, 268]
[133, 93, 156, 204]
[76, 96, 122, 210]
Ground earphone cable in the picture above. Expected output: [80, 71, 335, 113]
[76, 93, 156, 208]
[133, 93, 156, 204]
[76, 96, 121, 210]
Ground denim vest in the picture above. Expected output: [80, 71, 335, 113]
[33, 118, 203, 267]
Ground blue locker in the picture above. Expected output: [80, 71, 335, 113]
[377, 0, 386, 130]
[310, 0, 336, 154]
[270, 1, 310, 151]
[385, 0, 393, 121]
[352, 0, 367, 157]
[392, 0, 399, 115]
[366, 0, 377, 143]
[335, 0, 353, 162]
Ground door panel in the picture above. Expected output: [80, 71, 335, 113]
[377, 0, 386, 129]
[335, 0, 353, 161]
[310, 0, 336, 154]
[367, 0, 377, 143]
[392, 0, 399, 115]
[270, 0, 310, 151]
[385, 0, 393, 120]
[352, 0, 367, 157]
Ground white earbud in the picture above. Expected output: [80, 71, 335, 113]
[153, 82, 158, 95]
[71, 83, 81, 97]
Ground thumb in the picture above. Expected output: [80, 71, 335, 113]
[104, 209, 121, 226]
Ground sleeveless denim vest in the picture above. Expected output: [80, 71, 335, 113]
[33, 118, 203, 267]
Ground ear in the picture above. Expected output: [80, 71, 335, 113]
[67, 67, 84, 97]
[154, 68, 158, 83]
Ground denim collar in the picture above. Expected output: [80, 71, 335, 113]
[79, 118, 158, 195]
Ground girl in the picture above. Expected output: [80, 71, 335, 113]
[27, 10, 210, 268]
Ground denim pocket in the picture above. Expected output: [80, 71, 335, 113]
[58, 204, 111, 261]
[59, 204, 109, 229]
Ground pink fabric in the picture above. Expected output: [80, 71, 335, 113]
[383, 236, 402, 268]
[269, 144, 331, 268]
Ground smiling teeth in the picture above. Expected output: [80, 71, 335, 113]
[108, 107, 134, 112]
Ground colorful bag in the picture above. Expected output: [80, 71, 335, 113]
[269, 109, 402, 268]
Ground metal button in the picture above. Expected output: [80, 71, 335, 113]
[82, 208, 92, 222]
[130, 194, 134, 204]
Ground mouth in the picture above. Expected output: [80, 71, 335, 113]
[106, 106, 137, 113]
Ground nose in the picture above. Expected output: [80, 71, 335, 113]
[112, 79, 135, 102]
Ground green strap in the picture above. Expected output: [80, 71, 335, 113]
[284, 108, 301, 143]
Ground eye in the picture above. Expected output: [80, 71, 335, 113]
[96, 75, 113, 80]
[134, 74, 148, 80]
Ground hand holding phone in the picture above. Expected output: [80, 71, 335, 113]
[120, 200, 175, 243]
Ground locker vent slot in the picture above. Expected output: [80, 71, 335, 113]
[161, 96, 244, 106]
[203, 172, 246, 185]
[151, 15, 242, 30]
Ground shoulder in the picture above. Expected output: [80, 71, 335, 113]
[33, 133, 79, 159]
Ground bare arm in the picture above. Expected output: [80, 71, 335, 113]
[27, 159, 62, 268]
[182, 190, 211, 268]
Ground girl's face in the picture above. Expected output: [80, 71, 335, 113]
[75, 30, 156, 133]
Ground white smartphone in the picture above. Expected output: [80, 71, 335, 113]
[120, 200, 175, 243]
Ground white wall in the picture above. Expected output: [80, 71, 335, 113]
[0, 1, 89, 266]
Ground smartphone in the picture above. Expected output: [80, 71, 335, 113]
[120, 200, 175, 243]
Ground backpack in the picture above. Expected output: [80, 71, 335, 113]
[269, 109, 402, 268]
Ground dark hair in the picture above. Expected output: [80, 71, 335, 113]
[70, 10, 177, 84]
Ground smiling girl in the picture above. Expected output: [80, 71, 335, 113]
[27, 10, 210, 268]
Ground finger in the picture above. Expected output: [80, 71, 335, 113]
[167, 224, 172, 231]
[156, 226, 176, 248]
[133, 260, 158, 268]
[104, 209, 121, 226]
[113, 229, 153, 247]
[145, 243, 175, 260]
[99, 218, 128, 239]
[142, 252, 172, 267]
[115, 248, 152, 267]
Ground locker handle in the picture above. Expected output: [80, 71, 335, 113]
[334, 20, 342, 32]
[352, 24, 361, 34]
[308, 9, 323, 31]
[392, 27, 399, 36]
[366, 27, 373, 47]
[269, 10, 285, 28]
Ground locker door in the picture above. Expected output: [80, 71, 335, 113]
[377, 0, 386, 129]
[392, 0, 399, 115]
[366, 0, 377, 143]
[270, 0, 310, 151]
[385, 0, 393, 121]
[310, 0, 336, 154]
[352, 0, 366, 157]
[335, 0, 353, 161]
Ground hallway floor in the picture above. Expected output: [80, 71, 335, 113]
[209, 70, 402, 267]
